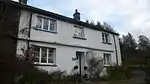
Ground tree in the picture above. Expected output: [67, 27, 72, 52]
[96, 21, 101, 27]
[90, 20, 95, 25]
[121, 33, 137, 52]
[96, 21, 102, 28]
[0, 1, 24, 83]
[138, 35, 150, 51]
[102, 22, 115, 32]
[85, 20, 89, 24]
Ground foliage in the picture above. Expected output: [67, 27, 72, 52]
[96, 21, 101, 27]
[90, 20, 95, 25]
[65, 74, 82, 82]
[85, 20, 115, 32]
[143, 66, 150, 84]
[106, 65, 131, 80]
[120, 34, 150, 84]
[49, 70, 66, 80]
[102, 22, 115, 32]
[138, 35, 150, 51]
[0, 1, 25, 83]
[121, 33, 137, 52]
[86, 51, 104, 79]
[85, 20, 89, 24]
[119, 33, 138, 62]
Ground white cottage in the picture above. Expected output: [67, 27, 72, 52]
[14, 1, 122, 76]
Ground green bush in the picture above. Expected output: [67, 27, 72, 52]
[106, 65, 131, 80]
[141, 65, 150, 84]
[65, 74, 82, 82]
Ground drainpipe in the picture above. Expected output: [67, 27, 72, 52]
[113, 35, 119, 66]
[26, 12, 32, 61]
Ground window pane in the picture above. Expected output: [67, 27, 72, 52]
[105, 34, 109, 43]
[36, 16, 42, 29]
[41, 48, 47, 63]
[49, 48, 54, 54]
[79, 28, 84, 37]
[43, 18, 49, 30]
[74, 27, 84, 38]
[104, 55, 106, 65]
[107, 54, 111, 65]
[48, 54, 54, 63]
[41, 58, 47, 63]
[48, 48, 55, 63]
[74, 28, 78, 37]
[50, 20, 56, 32]
[103, 54, 111, 65]
[106, 36, 108, 43]
[102, 33, 105, 42]
[32, 46, 40, 62]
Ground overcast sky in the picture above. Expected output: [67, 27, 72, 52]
[13, 0, 150, 39]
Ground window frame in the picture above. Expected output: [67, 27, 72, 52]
[33, 45, 56, 65]
[103, 53, 112, 66]
[35, 15, 57, 33]
[73, 25, 86, 40]
[102, 32, 111, 44]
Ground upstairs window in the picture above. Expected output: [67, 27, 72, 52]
[36, 16, 57, 32]
[103, 53, 111, 65]
[43, 18, 49, 30]
[32, 45, 56, 64]
[74, 25, 85, 38]
[102, 33, 110, 43]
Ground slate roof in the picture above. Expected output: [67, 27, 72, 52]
[1, 1, 119, 35]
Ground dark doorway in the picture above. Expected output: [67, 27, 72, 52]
[76, 51, 84, 76]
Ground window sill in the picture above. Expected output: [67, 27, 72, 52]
[33, 63, 57, 67]
[103, 64, 112, 67]
[73, 36, 87, 40]
[33, 28, 57, 34]
[102, 42, 112, 45]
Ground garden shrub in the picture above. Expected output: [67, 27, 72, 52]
[65, 74, 82, 82]
[141, 65, 150, 84]
[106, 65, 131, 80]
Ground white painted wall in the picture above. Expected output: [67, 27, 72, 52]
[24, 41, 117, 74]
[16, 10, 122, 75]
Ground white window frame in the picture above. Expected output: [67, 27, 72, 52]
[102, 32, 110, 43]
[73, 25, 85, 38]
[103, 53, 111, 66]
[36, 15, 57, 33]
[33, 46, 56, 65]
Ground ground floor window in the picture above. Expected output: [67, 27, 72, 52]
[32, 45, 56, 64]
[103, 53, 111, 65]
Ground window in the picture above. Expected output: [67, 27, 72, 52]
[33, 46, 40, 63]
[102, 33, 110, 43]
[36, 16, 57, 32]
[74, 26, 85, 38]
[50, 20, 56, 32]
[36, 16, 42, 28]
[43, 18, 49, 30]
[32, 46, 56, 64]
[103, 53, 111, 65]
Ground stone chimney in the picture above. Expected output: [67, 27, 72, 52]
[73, 9, 80, 21]
[19, 0, 28, 4]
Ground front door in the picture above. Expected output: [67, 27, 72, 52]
[76, 51, 84, 76]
